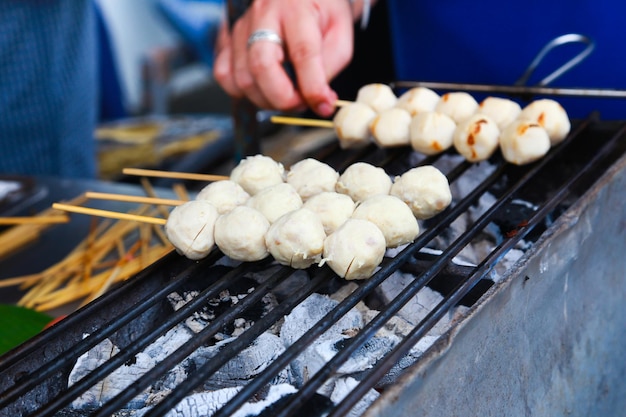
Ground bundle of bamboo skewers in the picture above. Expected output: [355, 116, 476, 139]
[0, 176, 199, 313]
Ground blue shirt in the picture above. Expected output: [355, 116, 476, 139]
[0, 0, 98, 178]
[387, 0, 626, 120]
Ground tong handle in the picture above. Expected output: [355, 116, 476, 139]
[515, 33, 595, 87]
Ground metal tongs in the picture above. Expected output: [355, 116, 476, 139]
[392, 33, 626, 99]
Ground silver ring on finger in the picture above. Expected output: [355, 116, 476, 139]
[247, 29, 283, 49]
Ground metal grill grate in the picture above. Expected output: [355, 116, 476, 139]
[1, 114, 624, 417]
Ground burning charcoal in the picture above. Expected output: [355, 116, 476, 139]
[376, 271, 452, 334]
[201, 332, 289, 390]
[69, 326, 195, 410]
[135, 387, 242, 417]
[329, 377, 380, 417]
[281, 293, 363, 386]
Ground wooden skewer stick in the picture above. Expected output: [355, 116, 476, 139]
[52, 203, 167, 225]
[270, 115, 334, 128]
[0, 215, 69, 225]
[122, 168, 228, 182]
[335, 99, 352, 107]
[85, 191, 184, 207]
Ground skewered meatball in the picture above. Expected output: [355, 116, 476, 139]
[230, 154, 285, 195]
[246, 183, 303, 223]
[322, 218, 386, 280]
[518, 99, 571, 145]
[476, 96, 522, 130]
[435, 92, 479, 124]
[336, 162, 392, 202]
[499, 119, 551, 165]
[390, 165, 452, 219]
[370, 107, 412, 147]
[396, 87, 440, 116]
[351, 195, 420, 248]
[214, 206, 270, 262]
[355, 83, 398, 113]
[265, 208, 326, 269]
[286, 158, 339, 201]
[165, 200, 219, 260]
[409, 111, 456, 155]
[303, 191, 356, 235]
[333, 102, 377, 149]
[453, 114, 500, 162]
[196, 180, 250, 214]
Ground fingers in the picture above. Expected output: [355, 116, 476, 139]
[213, 24, 242, 98]
[283, 5, 337, 116]
[213, 0, 355, 117]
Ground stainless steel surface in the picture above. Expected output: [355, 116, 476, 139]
[368, 147, 626, 416]
[390, 80, 626, 99]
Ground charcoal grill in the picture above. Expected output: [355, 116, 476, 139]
[1, 100, 625, 416]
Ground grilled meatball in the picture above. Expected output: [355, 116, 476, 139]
[518, 99, 571, 145]
[322, 218, 386, 280]
[333, 102, 377, 149]
[370, 107, 412, 147]
[214, 206, 270, 261]
[286, 158, 339, 201]
[396, 87, 440, 116]
[499, 119, 551, 165]
[336, 162, 393, 202]
[230, 154, 285, 195]
[265, 208, 326, 269]
[246, 183, 303, 223]
[409, 111, 456, 155]
[453, 114, 500, 162]
[355, 83, 398, 113]
[435, 92, 479, 124]
[390, 165, 452, 219]
[351, 194, 420, 248]
[196, 180, 250, 214]
[165, 200, 219, 260]
[303, 191, 356, 235]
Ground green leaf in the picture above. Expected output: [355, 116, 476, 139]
[0, 304, 53, 356]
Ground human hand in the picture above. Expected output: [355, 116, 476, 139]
[213, 0, 354, 117]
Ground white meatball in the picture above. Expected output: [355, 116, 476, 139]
[195, 180, 250, 214]
[370, 107, 412, 147]
[499, 119, 551, 165]
[476, 96, 522, 130]
[355, 83, 398, 113]
[286, 158, 339, 201]
[390, 165, 452, 219]
[214, 206, 270, 261]
[230, 154, 285, 195]
[435, 92, 479, 124]
[351, 195, 420, 248]
[303, 191, 356, 235]
[322, 219, 386, 280]
[165, 200, 219, 260]
[265, 208, 326, 269]
[336, 162, 392, 202]
[409, 111, 456, 155]
[396, 87, 440, 116]
[246, 183, 303, 223]
[518, 99, 571, 145]
[453, 114, 501, 162]
[333, 102, 377, 149]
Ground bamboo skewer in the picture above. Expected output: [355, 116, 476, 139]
[123, 167, 228, 182]
[85, 191, 184, 207]
[270, 115, 334, 128]
[52, 203, 167, 225]
[0, 215, 70, 225]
